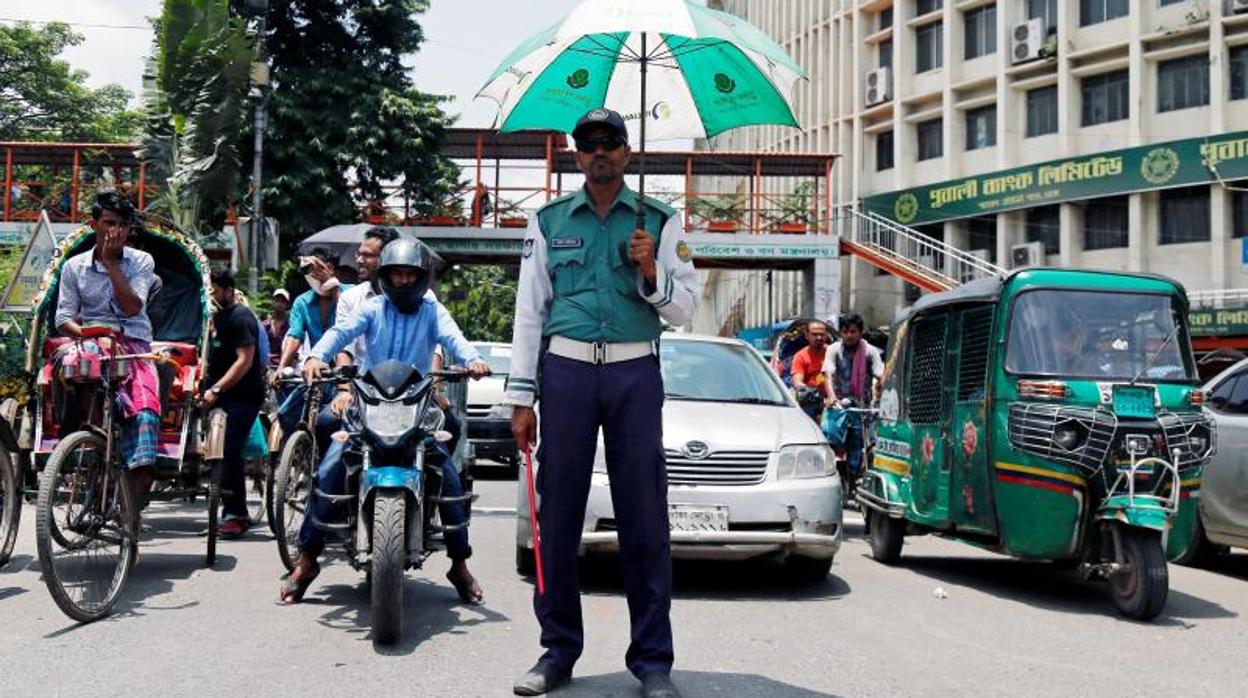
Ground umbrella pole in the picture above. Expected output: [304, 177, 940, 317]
[637, 32, 647, 232]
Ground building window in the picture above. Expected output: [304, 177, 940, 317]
[877, 130, 895, 171]
[1159, 186, 1210, 245]
[1232, 47, 1248, 101]
[1026, 86, 1058, 137]
[880, 38, 893, 71]
[916, 22, 943, 73]
[1027, 0, 1058, 35]
[965, 105, 996, 150]
[1080, 0, 1129, 26]
[880, 8, 894, 30]
[1083, 196, 1129, 251]
[916, 0, 942, 16]
[917, 119, 943, 161]
[1081, 70, 1129, 126]
[915, 224, 946, 271]
[1026, 206, 1061, 256]
[1158, 55, 1210, 113]
[964, 5, 996, 60]
[967, 217, 997, 263]
[1232, 184, 1248, 239]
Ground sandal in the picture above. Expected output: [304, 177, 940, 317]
[217, 518, 250, 540]
[279, 559, 321, 604]
[446, 568, 484, 605]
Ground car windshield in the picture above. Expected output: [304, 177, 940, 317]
[1005, 290, 1195, 382]
[473, 344, 512, 375]
[660, 339, 790, 405]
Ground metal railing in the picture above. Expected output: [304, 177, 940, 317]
[837, 208, 1005, 290]
[1187, 288, 1248, 309]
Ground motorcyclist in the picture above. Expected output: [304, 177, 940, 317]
[279, 239, 490, 606]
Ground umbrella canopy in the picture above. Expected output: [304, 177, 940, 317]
[298, 224, 443, 271]
[477, 0, 805, 143]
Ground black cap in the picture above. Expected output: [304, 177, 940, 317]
[572, 108, 627, 142]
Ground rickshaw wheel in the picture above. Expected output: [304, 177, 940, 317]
[36, 430, 136, 623]
[867, 510, 904, 565]
[274, 431, 314, 572]
[243, 457, 268, 527]
[206, 459, 220, 566]
[1109, 527, 1168, 621]
[0, 447, 19, 566]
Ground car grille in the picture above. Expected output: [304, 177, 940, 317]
[664, 449, 770, 486]
[466, 404, 491, 419]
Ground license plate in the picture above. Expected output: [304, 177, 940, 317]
[668, 505, 729, 532]
[1113, 385, 1156, 419]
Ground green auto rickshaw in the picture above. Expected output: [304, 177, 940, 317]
[858, 269, 1212, 621]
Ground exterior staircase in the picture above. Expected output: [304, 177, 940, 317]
[837, 208, 1005, 292]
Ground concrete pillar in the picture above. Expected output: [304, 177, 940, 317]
[1127, 193, 1147, 272]
[1059, 203, 1078, 268]
[997, 210, 1023, 270]
[1212, 187, 1229, 291]
[807, 257, 841, 322]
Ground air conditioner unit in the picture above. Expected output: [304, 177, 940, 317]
[865, 67, 893, 107]
[1010, 241, 1045, 269]
[1234, 0, 1248, 15]
[1012, 18, 1044, 65]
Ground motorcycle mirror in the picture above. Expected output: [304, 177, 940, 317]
[338, 365, 358, 379]
[433, 430, 453, 443]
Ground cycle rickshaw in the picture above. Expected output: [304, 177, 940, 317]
[14, 218, 264, 621]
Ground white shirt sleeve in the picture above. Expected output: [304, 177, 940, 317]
[638, 214, 700, 327]
[505, 215, 553, 407]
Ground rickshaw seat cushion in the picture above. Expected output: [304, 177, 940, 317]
[79, 324, 119, 339]
[151, 341, 198, 367]
[41, 337, 73, 359]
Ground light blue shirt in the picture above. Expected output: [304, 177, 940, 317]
[55, 247, 157, 342]
[310, 294, 480, 374]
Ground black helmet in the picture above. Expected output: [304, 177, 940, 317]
[377, 239, 434, 314]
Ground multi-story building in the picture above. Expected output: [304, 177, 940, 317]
[706, 0, 1248, 328]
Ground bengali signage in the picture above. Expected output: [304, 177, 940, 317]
[1188, 306, 1248, 337]
[422, 234, 840, 261]
[2, 212, 59, 311]
[864, 131, 1248, 226]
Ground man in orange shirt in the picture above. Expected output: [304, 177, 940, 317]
[790, 320, 832, 422]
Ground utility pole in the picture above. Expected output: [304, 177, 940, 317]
[246, 0, 270, 296]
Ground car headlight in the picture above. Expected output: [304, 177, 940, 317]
[777, 445, 835, 480]
[487, 403, 514, 420]
[365, 401, 419, 439]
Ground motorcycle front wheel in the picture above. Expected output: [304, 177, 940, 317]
[371, 491, 406, 646]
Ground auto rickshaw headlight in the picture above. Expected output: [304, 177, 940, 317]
[1053, 419, 1087, 452]
[777, 445, 834, 479]
[1186, 424, 1212, 458]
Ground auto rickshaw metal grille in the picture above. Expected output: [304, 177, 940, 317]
[1157, 411, 1216, 468]
[908, 316, 949, 424]
[957, 307, 994, 401]
[1007, 403, 1117, 472]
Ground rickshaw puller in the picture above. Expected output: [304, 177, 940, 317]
[822, 313, 884, 478]
[279, 239, 490, 605]
[53, 191, 161, 498]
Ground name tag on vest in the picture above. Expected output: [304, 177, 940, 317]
[550, 237, 583, 249]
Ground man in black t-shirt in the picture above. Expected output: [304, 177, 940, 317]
[202, 269, 266, 538]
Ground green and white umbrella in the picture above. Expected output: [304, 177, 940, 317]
[477, 0, 806, 202]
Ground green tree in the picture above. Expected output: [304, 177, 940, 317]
[245, 0, 460, 247]
[437, 265, 517, 343]
[0, 22, 140, 142]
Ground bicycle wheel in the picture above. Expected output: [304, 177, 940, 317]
[1, 447, 19, 566]
[273, 430, 314, 572]
[206, 458, 220, 566]
[36, 430, 137, 623]
[244, 457, 268, 527]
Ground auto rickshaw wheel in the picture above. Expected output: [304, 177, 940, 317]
[867, 510, 904, 565]
[0, 447, 19, 566]
[1109, 527, 1168, 621]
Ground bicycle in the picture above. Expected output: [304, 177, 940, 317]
[272, 368, 338, 572]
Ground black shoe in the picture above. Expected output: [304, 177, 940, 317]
[640, 673, 681, 698]
[513, 660, 571, 696]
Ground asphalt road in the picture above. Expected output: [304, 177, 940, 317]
[2, 474, 1246, 697]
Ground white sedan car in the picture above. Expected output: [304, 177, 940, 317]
[516, 334, 843, 580]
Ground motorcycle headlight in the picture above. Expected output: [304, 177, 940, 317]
[777, 445, 835, 480]
[364, 401, 418, 439]
[487, 403, 514, 420]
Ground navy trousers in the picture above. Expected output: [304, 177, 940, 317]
[219, 399, 262, 519]
[535, 353, 673, 679]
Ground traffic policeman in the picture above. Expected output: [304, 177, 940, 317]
[508, 108, 699, 698]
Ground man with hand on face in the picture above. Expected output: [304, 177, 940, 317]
[507, 109, 699, 698]
[201, 269, 266, 538]
[54, 191, 161, 500]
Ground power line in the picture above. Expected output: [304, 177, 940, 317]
[0, 17, 149, 30]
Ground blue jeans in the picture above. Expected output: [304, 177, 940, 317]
[276, 383, 334, 437]
[843, 412, 865, 478]
[296, 409, 471, 560]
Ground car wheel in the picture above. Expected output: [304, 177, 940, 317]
[784, 555, 832, 582]
[1172, 516, 1217, 567]
[516, 545, 536, 577]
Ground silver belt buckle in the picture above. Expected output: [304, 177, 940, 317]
[593, 341, 607, 364]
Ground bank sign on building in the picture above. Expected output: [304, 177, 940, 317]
[864, 131, 1248, 226]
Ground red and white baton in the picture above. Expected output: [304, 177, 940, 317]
[523, 442, 546, 596]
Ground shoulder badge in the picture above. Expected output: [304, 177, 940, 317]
[550, 237, 583, 249]
[522, 238, 535, 259]
[676, 240, 692, 263]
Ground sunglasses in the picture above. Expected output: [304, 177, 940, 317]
[575, 135, 625, 153]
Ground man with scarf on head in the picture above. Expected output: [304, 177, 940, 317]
[822, 313, 884, 480]
[54, 191, 161, 500]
